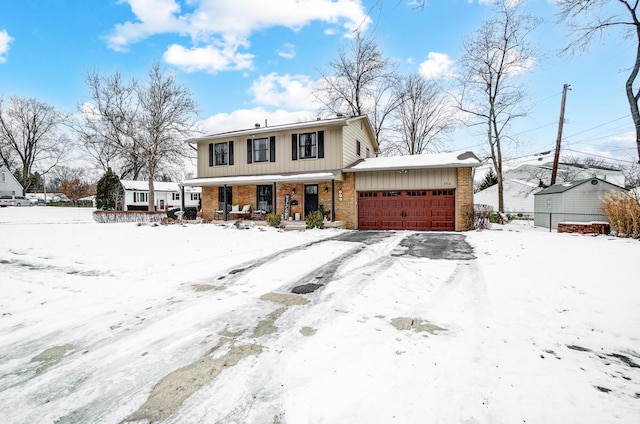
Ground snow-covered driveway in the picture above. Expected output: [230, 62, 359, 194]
[1, 207, 639, 423]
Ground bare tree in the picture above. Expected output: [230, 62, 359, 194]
[0, 96, 68, 191]
[456, 1, 540, 211]
[314, 32, 401, 151]
[72, 63, 199, 211]
[556, 0, 640, 164]
[72, 71, 145, 180]
[388, 74, 454, 155]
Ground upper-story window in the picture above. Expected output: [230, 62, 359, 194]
[172, 192, 180, 201]
[247, 136, 276, 163]
[291, 131, 324, 161]
[209, 141, 234, 166]
[299, 132, 316, 159]
[253, 138, 269, 162]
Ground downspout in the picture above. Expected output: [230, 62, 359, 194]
[331, 179, 336, 222]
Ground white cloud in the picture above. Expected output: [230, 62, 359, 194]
[199, 107, 317, 134]
[163, 43, 255, 73]
[418, 52, 455, 80]
[107, 0, 371, 72]
[0, 29, 14, 63]
[277, 42, 296, 59]
[249, 73, 318, 110]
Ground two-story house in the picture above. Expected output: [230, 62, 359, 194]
[182, 115, 479, 231]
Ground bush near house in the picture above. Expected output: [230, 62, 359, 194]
[305, 211, 325, 229]
[601, 192, 640, 239]
[266, 213, 281, 227]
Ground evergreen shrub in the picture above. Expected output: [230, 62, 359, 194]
[305, 210, 324, 229]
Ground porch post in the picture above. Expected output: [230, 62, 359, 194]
[331, 179, 336, 222]
[273, 182, 277, 216]
[223, 184, 228, 221]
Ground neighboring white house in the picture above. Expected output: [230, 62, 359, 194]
[533, 177, 626, 230]
[474, 179, 542, 217]
[120, 180, 201, 211]
[0, 165, 24, 196]
[474, 152, 626, 214]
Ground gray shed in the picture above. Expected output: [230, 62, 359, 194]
[533, 177, 626, 230]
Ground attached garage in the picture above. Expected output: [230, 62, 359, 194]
[357, 189, 455, 230]
[345, 151, 480, 231]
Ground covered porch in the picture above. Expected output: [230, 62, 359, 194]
[181, 171, 348, 227]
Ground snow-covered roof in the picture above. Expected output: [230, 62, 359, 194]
[535, 177, 626, 195]
[120, 180, 201, 192]
[181, 171, 342, 187]
[345, 151, 480, 172]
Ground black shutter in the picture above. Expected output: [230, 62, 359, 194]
[228, 141, 234, 165]
[291, 134, 298, 161]
[318, 131, 325, 159]
[209, 143, 214, 166]
[269, 136, 276, 162]
[247, 139, 252, 164]
[357, 140, 361, 156]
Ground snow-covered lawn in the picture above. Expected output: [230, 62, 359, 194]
[0, 207, 639, 423]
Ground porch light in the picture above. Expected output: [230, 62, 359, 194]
[324, 185, 328, 193]
[292, 187, 296, 194]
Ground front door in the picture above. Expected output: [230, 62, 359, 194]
[304, 184, 318, 218]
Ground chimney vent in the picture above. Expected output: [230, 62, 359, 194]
[255, 123, 261, 129]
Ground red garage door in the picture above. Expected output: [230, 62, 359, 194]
[357, 190, 455, 231]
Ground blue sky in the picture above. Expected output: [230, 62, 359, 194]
[0, 0, 637, 167]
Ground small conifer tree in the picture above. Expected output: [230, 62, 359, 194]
[95, 168, 121, 210]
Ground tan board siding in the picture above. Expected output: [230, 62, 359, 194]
[355, 168, 458, 191]
[343, 120, 375, 165]
[196, 127, 343, 178]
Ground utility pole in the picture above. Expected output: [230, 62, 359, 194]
[551, 83, 571, 186]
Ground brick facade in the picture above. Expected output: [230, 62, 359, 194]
[335, 173, 356, 229]
[456, 167, 474, 231]
[200, 167, 472, 231]
[558, 222, 610, 235]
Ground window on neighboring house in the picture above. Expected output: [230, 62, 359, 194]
[253, 137, 269, 163]
[357, 140, 362, 156]
[366, 147, 371, 158]
[209, 141, 234, 166]
[134, 192, 148, 203]
[1, 172, 5, 182]
[191, 193, 201, 201]
[172, 193, 180, 201]
[299, 132, 317, 159]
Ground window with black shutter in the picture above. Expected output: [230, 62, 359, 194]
[291, 134, 298, 160]
[318, 131, 324, 159]
[247, 139, 253, 164]
[269, 136, 276, 162]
